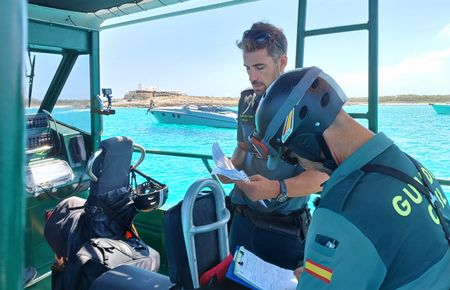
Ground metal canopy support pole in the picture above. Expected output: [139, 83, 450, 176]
[0, 0, 26, 289]
[294, 0, 379, 133]
[295, 0, 307, 69]
[368, 0, 379, 133]
[39, 52, 79, 112]
[90, 30, 102, 152]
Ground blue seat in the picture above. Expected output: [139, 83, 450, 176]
[89, 264, 174, 290]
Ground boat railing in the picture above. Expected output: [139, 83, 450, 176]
[135, 148, 450, 192]
[143, 149, 215, 173]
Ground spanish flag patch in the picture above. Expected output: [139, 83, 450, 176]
[304, 259, 333, 284]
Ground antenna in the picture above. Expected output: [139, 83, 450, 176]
[27, 52, 35, 108]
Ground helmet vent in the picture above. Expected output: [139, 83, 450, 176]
[299, 105, 308, 120]
[311, 79, 319, 89]
[321, 92, 330, 107]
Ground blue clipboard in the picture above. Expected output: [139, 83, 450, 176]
[225, 246, 258, 290]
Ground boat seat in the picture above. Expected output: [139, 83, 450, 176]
[89, 264, 174, 290]
[88, 178, 234, 290]
[163, 178, 231, 289]
[45, 136, 148, 257]
[89, 264, 247, 290]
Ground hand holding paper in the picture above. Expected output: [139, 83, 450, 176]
[211, 143, 268, 208]
[211, 142, 250, 182]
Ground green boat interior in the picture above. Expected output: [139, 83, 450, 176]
[1, 0, 449, 290]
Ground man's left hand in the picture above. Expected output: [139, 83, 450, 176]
[235, 175, 278, 201]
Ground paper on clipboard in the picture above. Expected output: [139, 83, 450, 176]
[233, 246, 297, 290]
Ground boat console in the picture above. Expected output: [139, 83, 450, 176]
[25, 112, 90, 198]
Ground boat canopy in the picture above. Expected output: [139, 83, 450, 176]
[28, 0, 259, 31]
[29, 0, 141, 13]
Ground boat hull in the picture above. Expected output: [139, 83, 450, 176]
[149, 107, 237, 129]
[431, 104, 450, 115]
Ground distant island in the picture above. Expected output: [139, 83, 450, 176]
[28, 93, 450, 109]
[347, 94, 450, 105]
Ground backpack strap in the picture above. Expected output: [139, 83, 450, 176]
[361, 157, 450, 246]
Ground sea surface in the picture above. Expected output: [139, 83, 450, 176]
[49, 105, 450, 207]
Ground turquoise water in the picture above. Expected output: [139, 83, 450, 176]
[50, 105, 450, 206]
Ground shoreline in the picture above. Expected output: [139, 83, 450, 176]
[111, 100, 439, 108]
[30, 94, 449, 109]
[112, 95, 239, 108]
[111, 94, 450, 108]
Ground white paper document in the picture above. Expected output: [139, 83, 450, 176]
[211, 142, 268, 208]
[211, 142, 250, 182]
[234, 246, 298, 290]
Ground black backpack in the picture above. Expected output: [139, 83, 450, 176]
[53, 237, 160, 290]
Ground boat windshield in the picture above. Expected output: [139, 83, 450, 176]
[24, 52, 61, 109]
[25, 52, 91, 132]
[184, 105, 237, 114]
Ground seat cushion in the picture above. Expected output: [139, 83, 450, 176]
[89, 264, 174, 290]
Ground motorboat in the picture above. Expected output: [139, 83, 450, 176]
[149, 105, 237, 129]
[430, 103, 450, 115]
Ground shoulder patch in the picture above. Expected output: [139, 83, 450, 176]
[304, 259, 333, 284]
[282, 109, 294, 143]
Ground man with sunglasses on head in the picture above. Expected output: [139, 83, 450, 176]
[217, 22, 329, 270]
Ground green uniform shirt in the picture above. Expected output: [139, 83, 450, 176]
[298, 133, 450, 289]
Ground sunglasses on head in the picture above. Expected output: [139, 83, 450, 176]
[242, 30, 286, 54]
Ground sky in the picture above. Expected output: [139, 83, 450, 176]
[31, 0, 450, 100]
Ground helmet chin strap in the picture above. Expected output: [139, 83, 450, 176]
[283, 133, 337, 171]
[315, 133, 337, 171]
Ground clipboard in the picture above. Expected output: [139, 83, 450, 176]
[226, 246, 298, 290]
[225, 248, 258, 290]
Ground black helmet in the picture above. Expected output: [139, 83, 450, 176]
[130, 168, 168, 212]
[131, 181, 168, 212]
[250, 67, 347, 169]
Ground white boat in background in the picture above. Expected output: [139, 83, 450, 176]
[149, 105, 237, 129]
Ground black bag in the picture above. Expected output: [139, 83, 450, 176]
[84, 186, 137, 239]
[53, 237, 160, 290]
[163, 193, 220, 289]
[44, 196, 90, 259]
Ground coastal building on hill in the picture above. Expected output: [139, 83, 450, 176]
[124, 84, 183, 100]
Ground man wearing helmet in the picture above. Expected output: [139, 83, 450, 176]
[218, 22, 329, 270]
[252, 66, 450, 289]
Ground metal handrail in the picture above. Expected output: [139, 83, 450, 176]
[440, 179, 450, 187]
[138, 148, 450, 187]
[144, 149, 215, 174]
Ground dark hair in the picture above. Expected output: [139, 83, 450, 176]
[237, 22, 287, 59]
